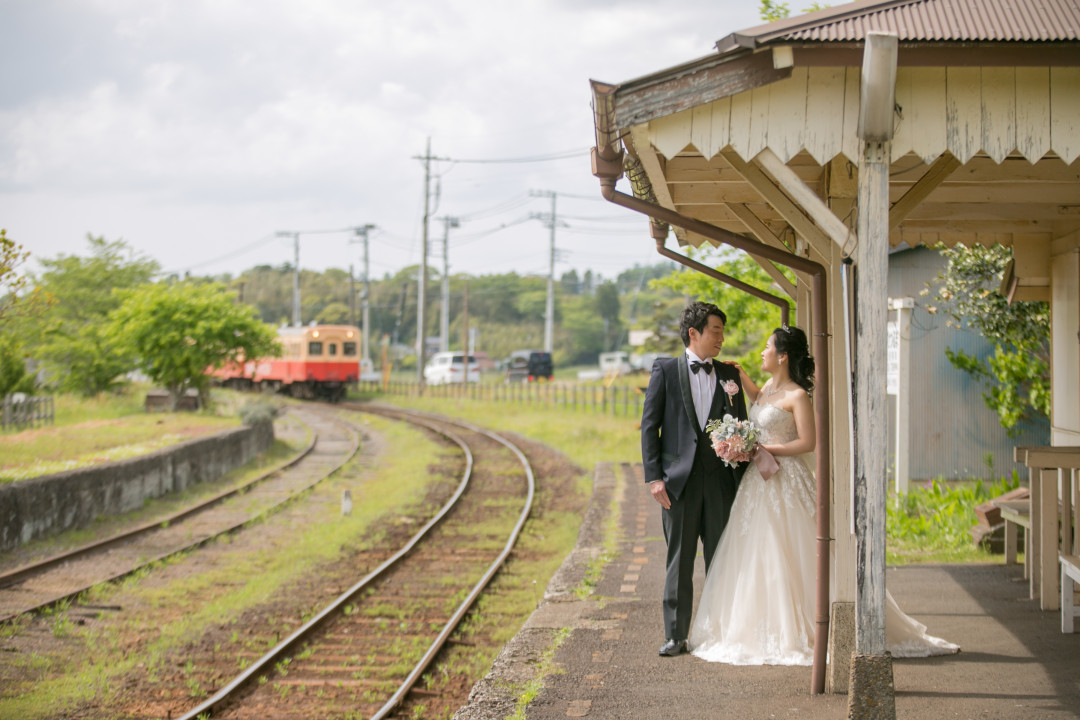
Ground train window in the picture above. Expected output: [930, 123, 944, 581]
[329, 343, 338, 356]
[343, 342, 357, 356]
[308, 341, 323, 356]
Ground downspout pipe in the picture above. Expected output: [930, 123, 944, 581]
[651, 233, 790, 327]
[593, 147, 832, 696]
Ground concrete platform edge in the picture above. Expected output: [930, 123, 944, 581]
[452, 461, 620, 720]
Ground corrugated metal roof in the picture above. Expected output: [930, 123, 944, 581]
[719, 0, 1080, 50]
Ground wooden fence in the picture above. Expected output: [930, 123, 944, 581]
[1, 395, 55, 431]
[357, 380, 645, 418]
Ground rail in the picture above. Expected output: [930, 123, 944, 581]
[176, 404, 536, 720]
[0, 409, 349, 624]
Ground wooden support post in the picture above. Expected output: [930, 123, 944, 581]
[1041, 468, 1060, 611]
[849, 32, 897, 719]
[853, 138, 891, 658]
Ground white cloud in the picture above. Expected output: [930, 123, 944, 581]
[1, 0, 762, 279]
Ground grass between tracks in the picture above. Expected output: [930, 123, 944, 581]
[0, 412, 450, 719]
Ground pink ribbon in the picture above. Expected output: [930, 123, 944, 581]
[754, 447, 779, 481]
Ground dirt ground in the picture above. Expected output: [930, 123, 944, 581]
[0, 408, 589, 720]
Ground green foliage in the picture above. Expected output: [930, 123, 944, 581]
[27, 236, 159, 395]
[759, 0, 830, 20]
[649, 246, 791, 385]
[926, 244, 1050, 433]
[238, 400, 280, 427]
[887, 474, 1021, 563]
[759, 0, 791, 21]
[107, 281, 280, 409]
[1, 229, 54, 327]
[0, 332, 35, 396]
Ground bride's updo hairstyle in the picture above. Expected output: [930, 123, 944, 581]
[774, 325, 815, 394]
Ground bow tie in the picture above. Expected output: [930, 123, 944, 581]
[690, 360, 713, 375]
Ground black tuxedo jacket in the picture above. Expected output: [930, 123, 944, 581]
[640, 354, 749, 501]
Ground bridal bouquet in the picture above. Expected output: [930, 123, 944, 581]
[705, 414, 760, 469]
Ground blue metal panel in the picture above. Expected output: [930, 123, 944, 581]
[885, 246, 1049, 482]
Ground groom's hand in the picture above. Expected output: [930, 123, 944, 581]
[649, 480, 671, 510]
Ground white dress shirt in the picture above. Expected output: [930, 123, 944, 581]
[686, 350, 716, 431]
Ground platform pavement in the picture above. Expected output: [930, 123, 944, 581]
[454, 462, 1080, 720]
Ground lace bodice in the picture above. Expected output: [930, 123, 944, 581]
[749, 402, 799, 445]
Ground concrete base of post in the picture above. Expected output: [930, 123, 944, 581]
[847, 652, 896, 720]
[827, 602, 855, 694]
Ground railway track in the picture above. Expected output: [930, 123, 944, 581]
[0, 407, 358, 624]
[166, 403, 536, 720]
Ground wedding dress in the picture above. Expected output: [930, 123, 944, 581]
[689, 402, 959, 665]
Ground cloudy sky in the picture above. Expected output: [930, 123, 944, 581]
[2, 0, 765, 282]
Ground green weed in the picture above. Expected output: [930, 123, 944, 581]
[887, 472, 1021, 564]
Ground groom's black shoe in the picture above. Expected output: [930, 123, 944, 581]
[658, 639, 688, 656]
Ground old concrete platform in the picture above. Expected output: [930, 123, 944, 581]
[455, 462, 1080, 720]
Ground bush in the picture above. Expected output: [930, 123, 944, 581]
[887, 473, 1021, 563]
[238, 400, 280, 426]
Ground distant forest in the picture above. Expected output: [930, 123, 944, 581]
[199, 262, 690, 368]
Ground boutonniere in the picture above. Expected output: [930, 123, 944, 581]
[721, 380, 740, 400]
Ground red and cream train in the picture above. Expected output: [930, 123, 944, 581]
[210, 324, 361, 402]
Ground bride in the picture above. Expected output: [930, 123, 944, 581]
[689, 325, 958, 665]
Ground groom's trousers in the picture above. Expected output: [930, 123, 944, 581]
[660, 437, 733, 642]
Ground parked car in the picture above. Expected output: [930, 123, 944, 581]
[599, 351, 633, 376]
[505, 350, 553, 383]
[423, 352, 481, 385]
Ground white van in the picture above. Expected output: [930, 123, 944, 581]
[599, 351, 633, 376]
[423, 352, 481, 385]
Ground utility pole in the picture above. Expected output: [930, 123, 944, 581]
[351, 224, 376, 365]
[276, 231, 302, 326]
[529, 190, 558, 353]
[413, 138, 445, 385]
[439, 217, 459, 352]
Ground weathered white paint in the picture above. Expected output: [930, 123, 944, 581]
[707, 96, 732, 160]
[748, 83, 771, 160]
[646, 66, 1080, 167]
[1016, 67, 1052, 163]
[650, 109, 692, 160]
[728, 90, 753, 162]
[946, 67, 982, 165]
[757, 148, 852, 251]
[1051, 67, 1080, 169]
[771, 67, 808, 163]
[981, 67, 1016, 164]
[806, 67, 846, 164]
[854, 141, 891, 656]
[905, 67, 949, 165]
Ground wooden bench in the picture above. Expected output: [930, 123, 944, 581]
[1061, 554, 1080, 633]
[994, 499, 1031, 573]
[1013, 446, 1080, 623]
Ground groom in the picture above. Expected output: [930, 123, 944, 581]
[640, 301, 748, 656]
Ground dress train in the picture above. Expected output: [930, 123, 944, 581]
[689, 402, 959, 665]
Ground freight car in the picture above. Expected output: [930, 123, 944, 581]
[210, 324, 361, 402]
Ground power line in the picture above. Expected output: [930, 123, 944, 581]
[445, 147, 589, 164]
[160, 233, 277, 275]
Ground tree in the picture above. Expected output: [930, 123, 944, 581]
[29, 236, 159, 395]
[595, 281, 622, 351]
[650, 246, 790, 386]
[924, 243, 1050, 433]
[108, 281, 280, 410]
[1, 229, 54, 396]
[1, 229, 53, 326]
[0, 332, 34, 396]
